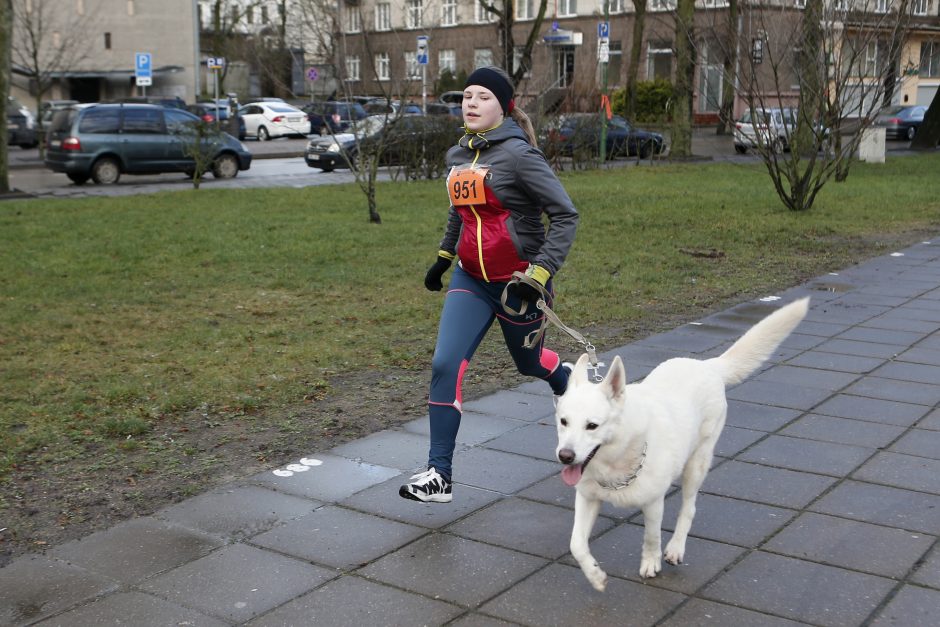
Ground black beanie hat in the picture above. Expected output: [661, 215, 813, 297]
[465, 66, 514, 114]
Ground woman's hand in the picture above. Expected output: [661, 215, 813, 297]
[424, 255, 453, 291]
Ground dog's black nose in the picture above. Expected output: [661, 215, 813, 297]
[558, 448, 575, 464]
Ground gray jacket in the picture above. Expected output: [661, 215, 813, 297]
[439, 118, 579, 282]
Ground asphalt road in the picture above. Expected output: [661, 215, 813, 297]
[6, 132, 915, 199]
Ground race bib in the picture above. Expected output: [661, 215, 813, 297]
[448, 165, 489, 206]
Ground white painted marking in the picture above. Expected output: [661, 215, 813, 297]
[272, 469, 294, 477]
[300, 458, 323, 466]
[285, 464, 310, 472]
[759, 296, 781, 302]
[891, 252, 905, 257]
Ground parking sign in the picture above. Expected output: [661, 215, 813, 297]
[135, 52, 152, 86]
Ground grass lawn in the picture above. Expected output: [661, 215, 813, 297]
[1, 153, 938, 553]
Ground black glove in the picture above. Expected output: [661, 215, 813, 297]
[507, 264, 551, 305]
[424, 255, 452, 291]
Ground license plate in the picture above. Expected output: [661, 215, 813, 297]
[6, 123, 15, 130]
[307, 153, 319, 160]
[289, 117, 303, 123]
[49, 139, 61, 148]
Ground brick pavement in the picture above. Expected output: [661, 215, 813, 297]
[2, 240, 940, 626]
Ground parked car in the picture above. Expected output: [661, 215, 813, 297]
[187, 102, 246, 140]
[874, 105, 927, 140]
[39, 100, 80, 125]
[238, 101, 311, 140]
[363, 100, 424, 116]
[302, 101, 367, 135]
[426, 102, 462, 117]
[733, 107, 830, 153]
[44, 103, 252, 185]
[545, 114, 666, 159]
[114, 96, 187, 110]
[439, 91, 463, 105]
[7, 96, 38, 149]
[304, 114, 453, 172]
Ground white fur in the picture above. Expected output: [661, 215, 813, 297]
[555, 297, 809, 591]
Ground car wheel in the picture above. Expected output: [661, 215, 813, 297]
[91, 157, 120, 184]
[734, 145, 747, 154]
[638, 141, 653, 159]
[212, 154, 239, 179]
[66, 173, 89, 185]
[257, 126, 270, 141]
[319, 165, 334, 173]
[907, 126, 916, 141]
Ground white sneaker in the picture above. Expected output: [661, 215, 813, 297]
[399, 468, 453, 503]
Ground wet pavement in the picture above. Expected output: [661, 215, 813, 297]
[2, 238, 939, 626]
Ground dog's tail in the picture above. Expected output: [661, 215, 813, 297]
[708, 297, 810, 387]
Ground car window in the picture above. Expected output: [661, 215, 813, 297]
[49, 109, 77, 133]
[269, 104, 300, 113]
[122, 108, 165, 134]
[165, 108, 200, 132]
[78, 108, 121, 134]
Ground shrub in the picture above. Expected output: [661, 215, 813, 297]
[611, 79, 674, 123]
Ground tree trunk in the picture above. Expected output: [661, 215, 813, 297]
[624, 0, 647, 121]
[716, 0, 737, 135]
[793, 0, 823, 158]
[670, 0, 696, 157]
[0, 0, 11, 193]
[910, 90, 940, 150]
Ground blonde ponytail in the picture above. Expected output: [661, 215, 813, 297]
[511, 107, 538, 146]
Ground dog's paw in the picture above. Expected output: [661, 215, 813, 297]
[639, 556, 662, 578]
[664, 539, 685, 565]
[585, 566, 608, 592]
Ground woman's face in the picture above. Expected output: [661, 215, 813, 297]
[462, 85, 504, 132]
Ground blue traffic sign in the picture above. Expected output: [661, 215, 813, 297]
[135, 52, 152, 78]
[598, 22, 610, 39]
[416, 36, 429, 65]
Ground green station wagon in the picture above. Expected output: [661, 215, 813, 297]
[44, 103, 252, 185]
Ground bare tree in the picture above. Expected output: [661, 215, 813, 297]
[11, 0, 100, 155]
[715, 0, 737, 135]
[1, 0, 11, 193]
[623, 0, 648, 121]
[703, 0, 914, 211]
[477, 1, 548, 85]
[202, 0, 265, 95]
[670, 0, 695, 157]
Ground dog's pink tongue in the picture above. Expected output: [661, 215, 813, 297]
[561, 464, 582, 486]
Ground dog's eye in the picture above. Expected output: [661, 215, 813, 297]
[586, 422, 598, 431]
[560, 418, 568, 427]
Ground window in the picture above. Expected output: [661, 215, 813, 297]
[375, 3, 390, 31]
[376, 52, 391, 81]
[261, 5, 268, 22]
[834, 0, 848, 10]
[439, 49, 457, 75]
[246, 6, 254, 23]
[649, 0, 675, 10]
[605, 0, 625, 14]
[104, 32, 111, 49]
[559, 0, 577, 16]
[704, 0, 728, 6]
[794, 0, 806, 7]
[516, 0, 533, 20]
[875, 0, 888, 12]
[921, 41, 940, 78]
[404, 51, 421, 79]
[474, 48, 494, 68]
[476, 1, 497, 22]
[911, 0, 928, 15]
[442, 0, 458, 26]
[346, 56, 360, 81]
[647, 41, 673, 80]
[78, 108, 120, 134]
[165, 109, 196, 132]
[345, 6, 361, 33]
[76, 0, 84, 15]
[607, 40, 623, 85]
[122, 109, 164, 134]
[126, 0, 134, 16]
[407, 0, 423, 29]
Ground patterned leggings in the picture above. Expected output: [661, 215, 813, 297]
[427, 265, 569, 479]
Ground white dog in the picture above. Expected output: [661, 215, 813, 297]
[555, 297, 809, 591]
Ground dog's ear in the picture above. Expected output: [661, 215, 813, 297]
[602, 356, 627, 401]
[569, 353, 592, 387]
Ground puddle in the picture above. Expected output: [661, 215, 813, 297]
[809, 281, 855, 293]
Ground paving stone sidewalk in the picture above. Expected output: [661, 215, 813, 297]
[3, 239, 940, 626]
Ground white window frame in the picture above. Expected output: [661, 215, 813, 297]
[647, 41, 673, 80]
[834, 0, 848, 10]
[404, 51, 421, 79]
[375, 3, 391, 31]
[476, 1, 498, 22]
[442, 0, 458, 26]
[474, 48, 494, 68]
[376, 52, 391, 81]
[516, 0, 533, 20]
[875, 0, 888, 12]
[649, 0, 676, 11]
[407, 0, 424, 29]
[911, 0, 928, 15]
[920, 41, 940, 77]
[558, 0, 577, 16]
[346, 56, 361, 82]
[703, 0, 729, 7]
[439, 49, 457, 75]
[605, 0, 625, 14]
[794, 0, 806, 7]
[345, 6, 361, 34]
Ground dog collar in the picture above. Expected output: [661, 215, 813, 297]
[597, 441, 648, 491]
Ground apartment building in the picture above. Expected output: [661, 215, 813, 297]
[11, 0, 200, 109]
[335, 0, 940, 118]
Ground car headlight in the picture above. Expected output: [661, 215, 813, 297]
[327, 142, 340, 152]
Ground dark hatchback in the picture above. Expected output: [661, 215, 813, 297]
[44, 103, 252, 185]
[187, 102, 247, 140]
[302, 101, 368, 135]
[304, 114, 456, 172]
[874, 105, 927, 141]
[547, 114, 666, 159]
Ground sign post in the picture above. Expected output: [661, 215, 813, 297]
[417, 36, 429, 114]
[598, 17, 610, 161]
[135, 52, 152, 96]
[207, 57, 225, 128]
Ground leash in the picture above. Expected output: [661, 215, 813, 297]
[500, 271, 605, 382]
